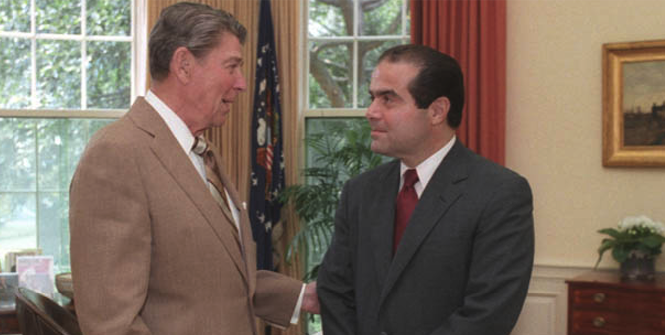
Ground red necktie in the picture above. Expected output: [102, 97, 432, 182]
[394, 169, 419, 254]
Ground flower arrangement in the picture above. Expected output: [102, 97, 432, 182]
[595, 215, 665, 268]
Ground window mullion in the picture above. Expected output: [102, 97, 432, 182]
[353, 39, 358, 109]
[33, 120, 40, 250]
[402, 0, 407, 37]
[30, 0, 37, 109]
[81, 0, 87, 109]
[352, 0, 358, 109]
[131, 0, 137, 100]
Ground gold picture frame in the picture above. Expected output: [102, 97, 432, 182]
[603, 39, 665, 167]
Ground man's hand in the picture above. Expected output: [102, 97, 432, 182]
[301, 281, 320, 314]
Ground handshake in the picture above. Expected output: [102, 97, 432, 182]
[301, 281, 320, 314]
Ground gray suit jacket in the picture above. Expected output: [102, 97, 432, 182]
[69, 98, 301, 335]
[317, 140, 534, 335]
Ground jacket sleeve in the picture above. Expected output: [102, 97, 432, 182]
[69, 136, 153, 335]
[253, 269, 303, 328]
[317, 181, 358, 335]
[433, 175, 534, 335]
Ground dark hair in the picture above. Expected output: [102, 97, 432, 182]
[148, 2, 247, 82]
[378, 44, 465, 128]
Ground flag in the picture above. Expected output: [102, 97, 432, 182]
[249, 0, 284, 271]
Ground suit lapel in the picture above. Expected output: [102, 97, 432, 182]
[379, 141, 469, 305]
[128, 98, 248, 283]
[205, 142, 241, 239]
[368, 161, 401, 288]
[209, 143, 258, 292]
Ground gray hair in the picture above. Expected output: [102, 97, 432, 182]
[148, 2, 247, 82]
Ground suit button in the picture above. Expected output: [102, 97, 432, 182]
[380, 332, 388, 335]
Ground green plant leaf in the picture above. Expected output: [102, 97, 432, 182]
[595, 239, 616, 268]
[642, 235, 665, 248]
[597, 228, 623, 239]
[612, 246, 630, 263]
[281, 120, 385, 280]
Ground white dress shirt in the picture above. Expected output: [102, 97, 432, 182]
[144, 91, 241, 229]
[399, 136, 456, 197]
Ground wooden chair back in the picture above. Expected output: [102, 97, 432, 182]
[14, 287, 82, 335]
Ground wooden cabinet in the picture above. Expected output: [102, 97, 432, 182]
[567, 272, 665, 335]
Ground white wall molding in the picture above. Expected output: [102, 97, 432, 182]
[512, 264, 595, 335]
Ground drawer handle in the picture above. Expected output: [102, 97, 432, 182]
[593, 292, 606, 303]
[593, 317, 606, 328]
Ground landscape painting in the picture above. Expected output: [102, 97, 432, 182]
[622, 60, 665, 146]
[602, 39, 665, 167]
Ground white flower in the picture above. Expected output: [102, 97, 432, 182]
[652, 220, 665, 235]
[618, 215, 664, 235]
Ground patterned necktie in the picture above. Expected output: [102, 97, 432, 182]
[192, 135, 235, 228]
[393, 169, 419, 254]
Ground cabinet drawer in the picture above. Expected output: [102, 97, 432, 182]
[570, 287, 665, 316]
[569, 310, 632, 335]
[567, 273, 665, 335]
[570, 310, 665, 335]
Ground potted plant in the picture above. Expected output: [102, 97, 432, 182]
[595, 215, 665, 280]
[280, 120, 383, 281]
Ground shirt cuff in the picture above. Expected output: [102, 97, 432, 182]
[290, 283, 306, 324]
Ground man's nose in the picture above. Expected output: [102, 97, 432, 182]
[366, 100, 379, 120]
[235, 71, 247, 91]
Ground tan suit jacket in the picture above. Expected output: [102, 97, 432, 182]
[69, 98, 301, 335]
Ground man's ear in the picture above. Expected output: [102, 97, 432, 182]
[170, 46, 193, 84]
[428, 96, 450, 126]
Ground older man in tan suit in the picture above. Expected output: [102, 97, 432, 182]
[69, 3, 317, 335]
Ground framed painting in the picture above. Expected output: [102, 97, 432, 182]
[603, 39, 665, 167]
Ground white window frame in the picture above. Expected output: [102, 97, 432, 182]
[0, 0, 147, 271]
[301, 0, 410, 119]
[0, 0, 148, 119]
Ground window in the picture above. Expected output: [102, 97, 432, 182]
[307, 0, 410, 111]
[0, 0, 146, 273]
[303, 0, 409, 331]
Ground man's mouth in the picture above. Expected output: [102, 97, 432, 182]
[370, 129, 385, 138]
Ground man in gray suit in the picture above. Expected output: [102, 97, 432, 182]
[317, 44, 534, 335]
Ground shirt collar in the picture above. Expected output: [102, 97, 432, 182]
[144, 90, 196, 154]
[400, 136, 456, 190]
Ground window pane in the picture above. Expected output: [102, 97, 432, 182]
[0, 0, 30, 32]
[38, 191, 69, 272]
[0, 193, 37, 253]
[308, 0, 350, 37]
[358, 39, 403, 108]
[36, 118, 113, 192]
[306, 118, 360, 180]
[0, 118, 113, 272]
[87, 41, 131, 109]
[0, 37, 31, 109]
[309, 41, 352, 108]
[37, 40, 81, 109]
[36, 0, 81, 34]
[65, 119, 113, 179]
[38, 120, 65, 191]
[86, 0, 131, 36]
[360, 0, 404, 36]
[305, 118, 383, 178]
[405, 1, 410, 34]
[303, 117, 380, 335]
[0, 119, 36, 192]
